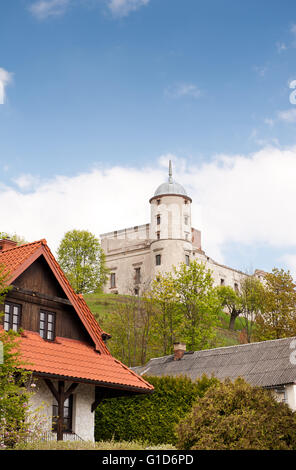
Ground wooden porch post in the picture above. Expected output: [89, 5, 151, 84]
[57, 381, 65, 441]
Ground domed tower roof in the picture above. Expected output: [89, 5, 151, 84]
[151, 161, 191, 201]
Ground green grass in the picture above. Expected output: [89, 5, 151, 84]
[13, 439, 176, 451]
[84, 292, 243, 351]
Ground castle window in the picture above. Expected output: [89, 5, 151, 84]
[157, 231, 160, 240]
[135, 267, 141, 284]
[110, 273, 116, 288]
[156, 254, 161, 266]
[234, 282, 239, 292]
[157, 215, 161, 225]
[220, 279, 225, 286]
[134, 288, 139, 296]
[40, 311, 56, 341]
[4, 302, 21, 332]
[157, 199, 161, 205]
[185, 255, 190, 266]
[184, 216, 189, 225]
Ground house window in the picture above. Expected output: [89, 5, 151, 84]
[135, 267, 141, 284]
[39, 311, 56, 341]
[110, 273, 116, 288]
[156, 254, 161, 266]
[4, 302, 21, 332]
[157, 215, 161, 225]
[185, 255, 190, 266]
[220, 279, 225, 286]
[52, 395, 73, 433]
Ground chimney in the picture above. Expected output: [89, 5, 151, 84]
[0, 239, 18, 252]
[173, 342, 186, 361]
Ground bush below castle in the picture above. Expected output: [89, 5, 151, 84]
[95, 374, 217, 445]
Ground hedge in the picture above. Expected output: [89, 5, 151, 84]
[95, 374, 217, 445]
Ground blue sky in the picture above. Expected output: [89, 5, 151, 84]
[1, 0, 296, 277]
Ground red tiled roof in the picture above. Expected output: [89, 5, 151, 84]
[13, 330, 153, 391]
[0, 241, 153, 393]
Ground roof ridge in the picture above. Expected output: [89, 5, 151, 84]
[144, 335, 296, 365]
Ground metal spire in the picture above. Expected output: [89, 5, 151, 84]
[168, 160, 173, 183]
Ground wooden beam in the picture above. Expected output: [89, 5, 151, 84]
[44, 379, 59, 401]
[57, 381, 65, 441]
[64, 382, 79, 400]
[11, 285, 72, 306]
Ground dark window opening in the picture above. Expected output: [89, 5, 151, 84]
[135, 267, 141, 284]
[134, 288, 139, 296]
[157, 215, 161, 225]
[220, 279, 225, 286]
[185, 255, 190, 266]
[234, 282, 239, 292]
[52, 395, 73, 433]
[157, 199, 161, 205]
[157, 231, 160, 240]
[110, 273, 116, 288]
[40, 311, 56, 341]
[4, 302, 21, 332]
[156, 254, 161, 266]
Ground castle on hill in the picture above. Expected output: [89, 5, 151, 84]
[100, 161, 261, 295]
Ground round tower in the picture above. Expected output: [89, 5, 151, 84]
[149, 161, 193, 276]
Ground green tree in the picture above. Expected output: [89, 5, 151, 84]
[216, 285, 243, 330]
[102, 295, 157, 367]
[172, 261, 221, 351]
[57, 229, 108, 294]
[149, 273, 182, 356]
[176, 377, 296, 450]
[255, 268, 296, 340]
[240, 276, 264, 342]
[0, 232, 27, 245]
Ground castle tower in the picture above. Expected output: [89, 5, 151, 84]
[149, 161, 193, 276]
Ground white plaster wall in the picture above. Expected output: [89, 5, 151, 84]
[73, 383, 95, 442]
[285, 384, 296, 411]
[28, 379, 95, 442]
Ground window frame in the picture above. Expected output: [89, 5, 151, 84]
[185, 255, 190, 266]
[156, 254, 161, 266]
[3, 302, 22, 332]
[52, 394, 73, 433]
[39, 310, 56, 341]
[156, 215, 161, 225]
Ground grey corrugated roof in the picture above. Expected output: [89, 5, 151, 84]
[132, 337, 296, 388]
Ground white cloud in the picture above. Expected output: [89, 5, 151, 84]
[29, 0, 70, 19]
[3, 147, 296, 274]
[276, 41, 287, 53]
[0, 68, 13, 104]
[281, 254, 296, 279]
[278, 108, 296, 123]
[165, 83, 202, 100]
[253, 65, 268, 78]
[107, 0, 149, 17]
[264, 118, 274, 127]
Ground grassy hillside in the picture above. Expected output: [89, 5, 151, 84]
[84, 292, 243, 350]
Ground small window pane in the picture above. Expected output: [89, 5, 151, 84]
[40, 312, 45, 320]
[48, 314, 53, 322]
[5, 304, 10, 313]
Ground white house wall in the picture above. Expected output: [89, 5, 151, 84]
[28, 378, 95, 442]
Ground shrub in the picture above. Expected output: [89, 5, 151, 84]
[176, 377, 296, 450]
[95, 374, 217, 445]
